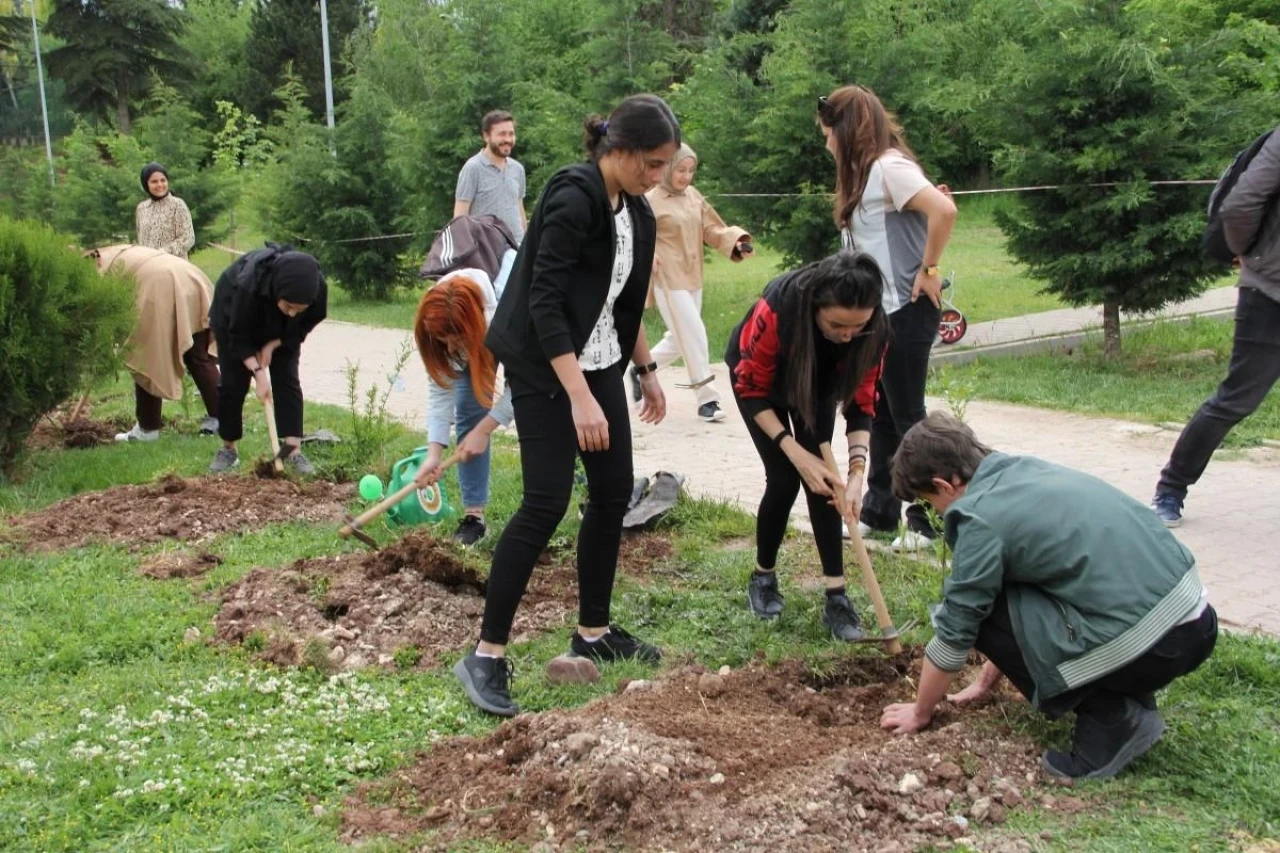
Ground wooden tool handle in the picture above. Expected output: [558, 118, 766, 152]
[262, 396, 284, 472]
[340, 452, 462, 535]
[820, 443, 904, 654]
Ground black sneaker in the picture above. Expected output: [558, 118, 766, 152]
[453, 650, 518, 717]
[1150, 493, 1183, 528]
[1042, 695, 1165, 780]
[747, 571, 784, 619]
[822, 593, 865, 642]
[570, 625, 661, 664]
[629, 368, 643, 403]
[697, 402, 727, 422]
[453, 514, 487, 546]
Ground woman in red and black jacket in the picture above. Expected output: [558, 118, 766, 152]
[726, 251, 889, 641]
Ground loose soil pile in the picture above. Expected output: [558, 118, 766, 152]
[214, 531, 671, 671]
[1, 475, 354, 551]
[27, 415, 128, 450]
[139, 550, 225, 579]
[343, 656, 1082, 852]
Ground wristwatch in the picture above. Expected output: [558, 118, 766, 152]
[633, 361, 659, 376]
[923, 264, 940, 277]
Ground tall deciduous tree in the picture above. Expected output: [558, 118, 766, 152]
[44, 0, 190, 134]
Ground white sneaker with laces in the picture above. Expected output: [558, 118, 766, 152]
[114, 423, 159, 443]
[892, 530, 934, 552]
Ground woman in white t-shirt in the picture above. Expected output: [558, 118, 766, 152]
[818, 84, 957, 551]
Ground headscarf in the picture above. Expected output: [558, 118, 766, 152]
[140, 163, 169, 199]
[659, 143, 698, 195]
[270, 251, 323, 305]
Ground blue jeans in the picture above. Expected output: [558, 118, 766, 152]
[447, 371, 492, 509]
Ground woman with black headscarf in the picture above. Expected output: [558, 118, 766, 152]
[136, 163, 196, 259]
[207, 243, 328, 474]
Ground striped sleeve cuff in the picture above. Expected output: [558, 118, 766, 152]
[925, 636, 970, 672]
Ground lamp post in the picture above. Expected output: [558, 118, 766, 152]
[24, 0, 55, 185]
[318, 0, 336, 156]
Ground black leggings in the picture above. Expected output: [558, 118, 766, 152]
[862, 297, 941, 532]
[480, 366, 634, 645]
[977, 590, 1218, 719]
[214, 343, 304, 443]
[733, 393, 844, 578]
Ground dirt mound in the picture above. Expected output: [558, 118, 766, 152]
[343, 658, 1070, 852]
[139, 550, 225, 579]
[214, 532, 579, 671]
[1, 475, 354, 551]
[28, 415, 128, 450]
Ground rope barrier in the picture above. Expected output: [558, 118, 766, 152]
[204, 179, 1219, 249]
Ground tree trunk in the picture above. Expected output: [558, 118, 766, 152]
[1102, 301, 1122, 359]
[117, 74, 131, 135]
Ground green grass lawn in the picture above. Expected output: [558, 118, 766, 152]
[1, 374, 1278, 849]
[930, 316, 1280, 445]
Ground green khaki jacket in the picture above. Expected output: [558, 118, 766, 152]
[925, 453, 1203, 706]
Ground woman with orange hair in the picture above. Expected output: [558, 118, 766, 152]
[413, 268, 514, 545]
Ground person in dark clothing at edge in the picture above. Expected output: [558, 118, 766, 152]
[881, 413, 1217, 780]
[1151, 126, 1280, 527]
[726, 251, 889, 641]
[207, 244, 328, 475]
[453, 95, 680, 717]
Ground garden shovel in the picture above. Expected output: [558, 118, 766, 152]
[339, 451, 462, 550]
[819, 443, 906, 654]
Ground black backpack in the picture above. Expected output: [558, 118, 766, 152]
[1204, 129, 1274, 263]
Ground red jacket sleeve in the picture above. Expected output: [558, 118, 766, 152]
[843, 344, 884, 434]
[733, 297, 780, 416]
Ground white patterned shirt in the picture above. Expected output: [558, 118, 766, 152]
[578, 199, 634, 371]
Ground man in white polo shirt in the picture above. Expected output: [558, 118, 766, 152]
[454, 110, 528, 243]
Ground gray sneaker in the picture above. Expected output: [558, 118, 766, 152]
[209, 447, 239, 473]
[198, 416, 219, 436]
[284, 449, 316, 475]
[114, 423, 159, 443]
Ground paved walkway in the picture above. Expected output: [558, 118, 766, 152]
[936, 285, 1238, 356]
[299, 312, 1279, 636]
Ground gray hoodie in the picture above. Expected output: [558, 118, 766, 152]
[1222, 126, 1280, 304]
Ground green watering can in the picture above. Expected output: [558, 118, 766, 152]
[373, 447, 454, 527]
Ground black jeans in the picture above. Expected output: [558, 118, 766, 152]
[976, 590, 1218, 720]
[135, 330, 221, 431]
[862, 297, 941, 532]
[479, 367, 634, 645]
[214, 343, 304, 443]
[733, 394, 844, 578]
[1158, 286, 1280, 502]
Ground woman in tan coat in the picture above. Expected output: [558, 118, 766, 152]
[136, 163, 196, 259]
[639, 144, 753, 422]
[92, 245, 220, 441]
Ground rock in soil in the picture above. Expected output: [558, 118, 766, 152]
[1, 475, 354, 551]
[341, 656, 1051, 852]
[546, 654, 601, 685]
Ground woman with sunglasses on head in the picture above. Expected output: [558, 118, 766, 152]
[818, 86, 957, 551]
[453, 94, 679, 718]
[727, 250, 890, 640]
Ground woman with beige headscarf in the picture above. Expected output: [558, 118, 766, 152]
[93, 245, 220, 442]
[640, 143, 753, 422]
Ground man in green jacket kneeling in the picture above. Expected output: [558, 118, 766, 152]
[880, 413, 1218, 780]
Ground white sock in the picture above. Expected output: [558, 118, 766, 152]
[474, 649, 502, 659]
[579, 629, 610, 643]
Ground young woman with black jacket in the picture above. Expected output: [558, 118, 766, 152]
[453, 95, 681, 717]
[207, 244, 327, 475]
[726, 251, 890, 641]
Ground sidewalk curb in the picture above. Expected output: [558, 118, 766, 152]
[931, 307, 1235, 366]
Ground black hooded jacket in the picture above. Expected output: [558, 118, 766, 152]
[485, 162, 657, 394]
[209, 243, 328, 363]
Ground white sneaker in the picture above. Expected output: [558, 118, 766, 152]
[115, 424, 159, 443]
[892, 530, 934, 552]
[856, 522, 876, 538]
